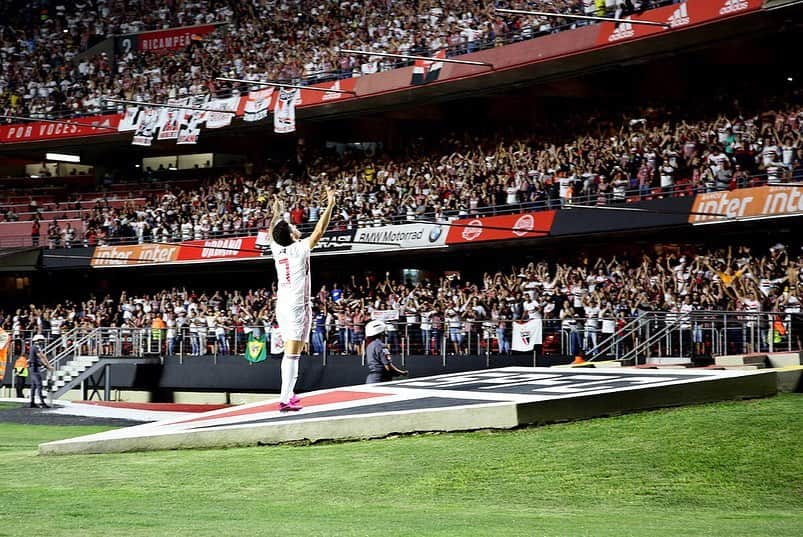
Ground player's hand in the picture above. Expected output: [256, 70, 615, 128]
[326, 188, 336, 205]
[272, 196, 281, 215]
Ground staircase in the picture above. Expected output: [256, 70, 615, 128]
[50, 355, 101, 396]
[46, 328, 104, 399]
[588, 312, 694, 365]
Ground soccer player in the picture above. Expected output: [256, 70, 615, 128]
[269, 189, 336, 411]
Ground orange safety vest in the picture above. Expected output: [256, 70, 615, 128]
[14, 356, 29, 377]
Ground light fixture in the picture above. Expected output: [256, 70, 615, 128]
[46, 152, 80, 163]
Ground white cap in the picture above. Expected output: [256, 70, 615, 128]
[365, 320, 386, 338]
[32, 334, 46, 342]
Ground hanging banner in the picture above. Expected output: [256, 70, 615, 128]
[274, 88, 298, 133]
[176, 110, 204, 145]
[156, 99, 185, 141]
[370, 310, 400, 322]
[411, 49, 446, 85]
[131, 108, 160, 146]
[511, 319, 542, 351]
[270, 326, 285, 354]
[245, 333, 267, 363]
[243, 88, 274, 122]
[118, 107, 142, 132]
[205, 96, 239, 129]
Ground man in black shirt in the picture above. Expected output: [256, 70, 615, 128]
[365, 321, 407, 384]
[28, 334, 54, 408]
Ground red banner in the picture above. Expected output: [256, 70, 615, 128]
[0, 114, 121, 144]
[445, 211, 556, 245]
[176, 237, 263, 262]
[596, 0, 763, 46]
[296, 78, 357, 108]
[137, 24, 217, 53]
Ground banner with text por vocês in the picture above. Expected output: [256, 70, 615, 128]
[0, 114, 121, 143]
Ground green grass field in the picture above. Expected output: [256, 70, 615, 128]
[1, 395, 802, 537]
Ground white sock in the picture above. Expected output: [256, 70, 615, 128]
[279, 354, 300, 403]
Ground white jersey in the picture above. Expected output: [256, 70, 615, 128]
[271, 237, 312, 310]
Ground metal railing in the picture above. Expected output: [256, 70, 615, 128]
[12, 310, 799, 374]
[588, 310, 801, 362]
[5, 328, 79, 361]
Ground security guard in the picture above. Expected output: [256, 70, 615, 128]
[28, 334, 54, 408]
[364, 320, 407, 384]
[13, 354, 28, 398]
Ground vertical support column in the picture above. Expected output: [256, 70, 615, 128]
[103, 363, 111, 402]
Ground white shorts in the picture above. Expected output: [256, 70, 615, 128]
[276, 303, 312, 343]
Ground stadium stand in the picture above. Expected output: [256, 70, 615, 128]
[3, 93, 802, 247]
[0, 0, 674, 120]
[3, 241, 802, 358]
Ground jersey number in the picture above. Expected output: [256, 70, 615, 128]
[278, 258, 291, 285]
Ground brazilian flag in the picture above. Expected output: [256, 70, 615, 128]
[245, 333, 267, 363]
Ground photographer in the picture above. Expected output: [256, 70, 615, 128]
[364, 321, 407, 384]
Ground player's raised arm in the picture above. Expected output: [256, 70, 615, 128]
[309, 188, 336, 249]
[269, 196, 283, 235]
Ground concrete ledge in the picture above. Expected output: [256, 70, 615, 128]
[515, 371, 777, 425]
[767, 352, 802, 369]
[38, 367, 780, 456]
[584, 361, 623, 368]
[775, 366, 803, 393]
[647, 357, 693, 365]
[715, 354, 768, 366]
[39, 402, 518, 456]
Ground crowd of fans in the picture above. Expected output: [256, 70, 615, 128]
[1, 0, 673, 119]
[4, 242, 802, 357]
[7, 95, 803, 247]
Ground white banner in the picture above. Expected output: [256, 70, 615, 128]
[274, 88, 298, 133]
[131, 108, 160, 146]
[118, 106, 142, 132]
[270, 326, 285, 354]
[176, 110, 204, 145]
[243, 88, 273, 122]
[354, 222, 447, 251]
[512, 319, 542, 351]
[370, 310, 399, 322]
[205, 96, 239, 129]
[156, 98, 185, 141]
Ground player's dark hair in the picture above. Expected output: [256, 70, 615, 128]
[272, 220, 294, 247]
